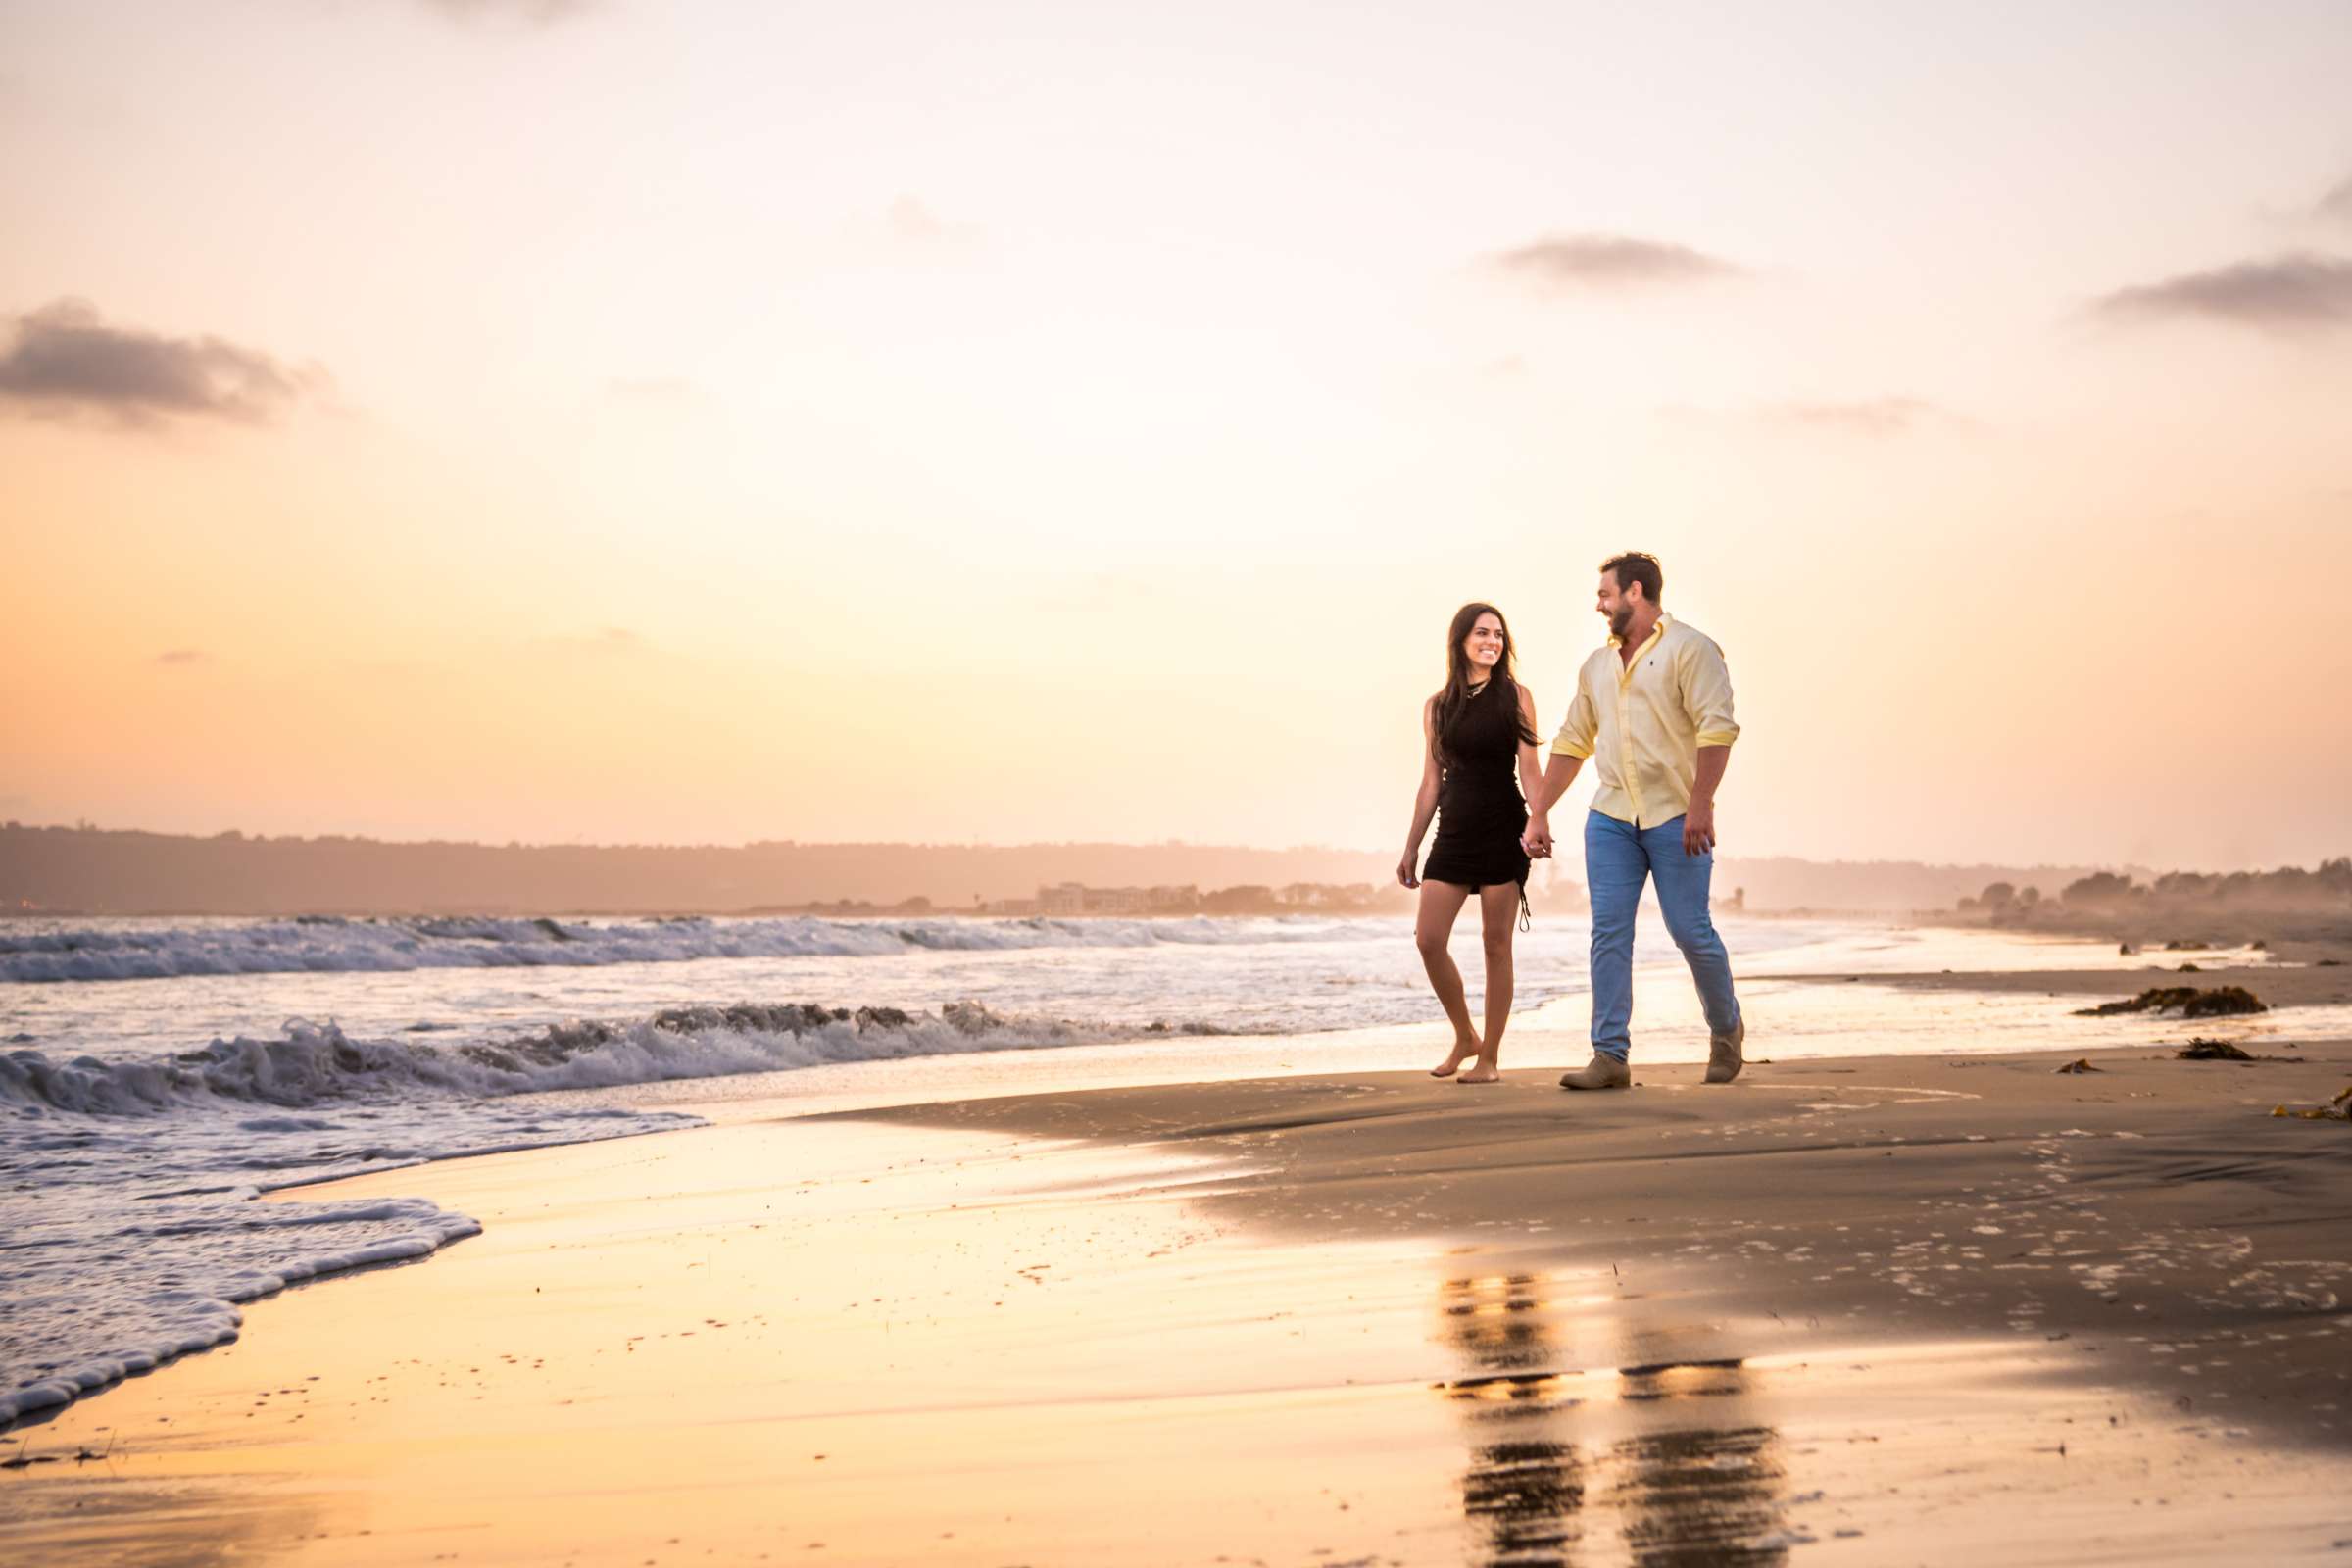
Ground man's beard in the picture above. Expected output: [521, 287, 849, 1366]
[1608, 607, 1634, 639]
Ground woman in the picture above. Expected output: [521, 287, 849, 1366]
[1397, 603, 1544, 1083]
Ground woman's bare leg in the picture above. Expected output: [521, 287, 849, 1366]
[1416, 881, 1480, 1075]
[1458, 883, 1522, 1083]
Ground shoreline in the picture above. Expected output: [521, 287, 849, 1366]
[832, 1042, 2352, 1452]
[6, 1038, 2350, 1563]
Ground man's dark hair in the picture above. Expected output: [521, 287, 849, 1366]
[1600, 551, 1663, 605]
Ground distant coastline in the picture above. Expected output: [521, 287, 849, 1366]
[0, 819, 2166, 920]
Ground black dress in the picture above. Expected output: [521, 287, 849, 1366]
[1421, 679, 1533, 895]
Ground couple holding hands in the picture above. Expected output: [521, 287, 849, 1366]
[1398, 551, 1744, 1090]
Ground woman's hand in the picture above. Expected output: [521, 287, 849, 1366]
[1397, 852, 1420, 889]
[1522, 812, 1553, 859]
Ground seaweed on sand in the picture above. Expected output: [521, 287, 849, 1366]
[2073, 985, 2267, 1019]
[2270, 1086, 2352, 1122]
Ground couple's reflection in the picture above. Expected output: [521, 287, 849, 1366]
[1437, 1272, 1791, 1566]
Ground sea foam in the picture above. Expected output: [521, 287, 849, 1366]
[0, 995, 1189, 1429]
[0, 913, 1385, 984]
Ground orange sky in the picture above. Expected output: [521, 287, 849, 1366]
[3, 1, 2349, 868]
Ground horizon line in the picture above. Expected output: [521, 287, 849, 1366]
[0, 817, 2263, 876]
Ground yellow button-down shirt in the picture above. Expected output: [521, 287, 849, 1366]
[1550, 613, 1740, 827]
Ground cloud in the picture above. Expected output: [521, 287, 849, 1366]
[1492, 233, 1741, 292]
[0, 300, 328, 427]
[155, 649, 209, 665]
[881, 195, 981, 251]
[1660, 397, 1961, 438]
[1758, 397, 1954, 436]
[603, 376, 705, 414]
[415, 0, 596, 24]
[2319, 173, 2352, 225]
[2087, 253, 2352, 332]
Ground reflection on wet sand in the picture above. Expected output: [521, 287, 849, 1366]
[1438, 1273, 1791, 1566]
[1613, 1420, 1787, 1568]
[0, 1475, 318, 1568]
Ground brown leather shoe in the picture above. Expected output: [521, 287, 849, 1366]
[1558, 1054, 1632, 1091]
[1705, 1018, 1745, 1084]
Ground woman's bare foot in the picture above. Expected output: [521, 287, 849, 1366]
[1430, 1038, 1482, 1077]
[1457, 1057, 1502, 1085]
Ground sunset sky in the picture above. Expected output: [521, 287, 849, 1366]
[3, 1, 2348, 869]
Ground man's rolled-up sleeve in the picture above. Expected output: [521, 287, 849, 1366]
[1684, 637, 1740, 748]
[1551, 679, 1597, 759]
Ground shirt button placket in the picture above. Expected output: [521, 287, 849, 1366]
[1617, 683, 1642, 828]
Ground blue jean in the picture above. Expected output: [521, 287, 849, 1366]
[1585, 809, 1740, 1061]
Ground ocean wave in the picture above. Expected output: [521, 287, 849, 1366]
[0, 999, 1218, 1117]
[0, 913, 1391, 983]
[0, 990, 1240, 1431]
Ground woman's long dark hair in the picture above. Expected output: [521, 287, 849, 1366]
[1434, 601, 1539, 763]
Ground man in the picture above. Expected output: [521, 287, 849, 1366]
[1523, 552, 1743, 1089]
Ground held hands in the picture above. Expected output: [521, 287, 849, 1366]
[1521, 814, 1553, 860]
[1683, 800, 1717, 857]
[1396, 851, 1421, 889]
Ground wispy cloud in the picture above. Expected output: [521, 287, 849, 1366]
[1492, 233, 1741, 292]
[154, 649, 209, 665]
[879, 195, 981, 252]
[415, 0, 596, 24]
[0, 300, 329, 427]
[2088, 253, 2352, 332]
[1662, 397, 1961, 438]
[2318, 173, 2352, 225]
[1758, 397, 1956, 436]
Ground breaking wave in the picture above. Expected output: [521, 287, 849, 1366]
[0, 996, 1217, 1430]
[0, 913, 1391, 984]
[0, 999, 1214, 1116]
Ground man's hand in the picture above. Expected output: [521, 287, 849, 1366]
[1682, 800, 1717, 858]
[1522, 815, 1553, 860]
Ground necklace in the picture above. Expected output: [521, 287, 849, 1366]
[1466, 679, 1492, 695]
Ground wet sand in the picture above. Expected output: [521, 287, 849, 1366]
[1777, 953, 2352, 1010]
[6, 1035, 2351, 1565]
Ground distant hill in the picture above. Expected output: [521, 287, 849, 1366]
[1703, 856, 2120, 916]
[0, 824, 1400, 916]
[1, 821, 2126, 917]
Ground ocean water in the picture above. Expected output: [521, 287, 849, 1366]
[0, 910, 2328, 1430]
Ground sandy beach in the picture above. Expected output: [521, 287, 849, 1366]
[14, 4, 2352, 1557]
[6, 975, 2350, 1565]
